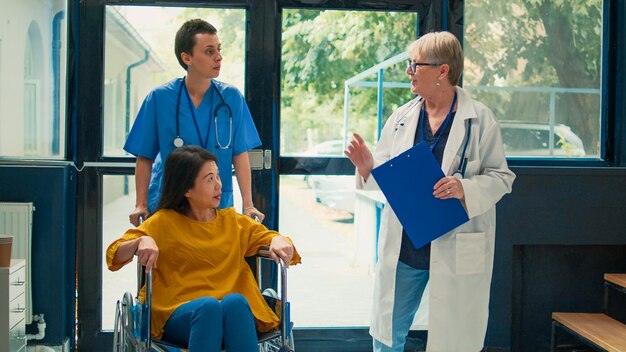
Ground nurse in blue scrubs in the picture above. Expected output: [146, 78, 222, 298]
[124, 19, 264, 225]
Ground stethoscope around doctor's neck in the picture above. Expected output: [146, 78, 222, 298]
[395, 95, 472, 177]
[173, 77, 233, 149]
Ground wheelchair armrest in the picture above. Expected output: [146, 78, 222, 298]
[257, 245, 271, 258]
[254, 247, 289, 298]
[253, 246, 290, 340]
[255, 246, 288, 269]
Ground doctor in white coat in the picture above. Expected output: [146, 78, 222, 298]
[345, 32, 515, 352]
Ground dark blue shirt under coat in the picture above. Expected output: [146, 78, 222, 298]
[398, 110, 456, 270]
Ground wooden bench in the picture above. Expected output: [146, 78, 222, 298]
[605, 274, 626, 320]
[552, 312, 626, 352]
[605, 274, 626, 292]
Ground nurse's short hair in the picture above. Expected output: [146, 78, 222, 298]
[175, 19, 218, 71]
[157, 146, 218, 215]
[407, 32, 464, 86]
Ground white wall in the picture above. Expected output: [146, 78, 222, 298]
[0, 0, 65, 157]
[102, 9, 165, 202]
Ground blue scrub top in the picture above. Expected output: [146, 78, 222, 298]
[124, 78, 262, 212]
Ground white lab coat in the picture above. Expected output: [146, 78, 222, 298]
[357, 87, 515, 352]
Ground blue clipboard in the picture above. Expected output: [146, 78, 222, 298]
[371, 142, 469, 249]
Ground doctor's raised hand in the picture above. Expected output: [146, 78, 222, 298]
[344, 132, 374, 180]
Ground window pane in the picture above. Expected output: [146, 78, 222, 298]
[280, 175, 429, 328]
[0, 1, 67, 158]
[281, 9, 417, 156]
[103, 6, 247, 157]
[101, 175, 138, 331]
[280, 9, 423, 328]
[464, 0, 602, 158]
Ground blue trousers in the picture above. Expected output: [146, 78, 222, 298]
[162, 293, 257, 352]
[373, 261, 429, 352]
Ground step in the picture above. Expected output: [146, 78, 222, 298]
[605, 274, 626, 289]
[552, 312, 626, 352]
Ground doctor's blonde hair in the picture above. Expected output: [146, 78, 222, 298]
[408, 32, 464, 86]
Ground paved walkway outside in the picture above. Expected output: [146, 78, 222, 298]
[279, 176, 373, 327]
[102, 176, 427, 331]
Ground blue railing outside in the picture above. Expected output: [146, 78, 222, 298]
[343, 52, 601, 157]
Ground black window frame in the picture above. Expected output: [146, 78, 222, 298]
[72, 0, 626, 351]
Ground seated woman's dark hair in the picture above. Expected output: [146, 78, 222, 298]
[156, 146, 218, 215]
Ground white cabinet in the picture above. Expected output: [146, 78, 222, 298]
[1, 260, 26, 352]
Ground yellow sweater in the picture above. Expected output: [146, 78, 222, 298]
[106, 207, 301, 339]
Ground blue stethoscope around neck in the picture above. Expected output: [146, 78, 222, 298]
[415, 93, 472, 178]
[174, 77, 233, 149]
[455, 121, 471, 177]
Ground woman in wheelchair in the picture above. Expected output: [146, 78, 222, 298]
[106, 146, 301, 351]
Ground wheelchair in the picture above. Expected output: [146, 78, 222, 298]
[113, 246, 295, 352]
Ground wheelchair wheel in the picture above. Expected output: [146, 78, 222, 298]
[114, 292, 141, 352]
[258, 330, 295, 352]
[122, 293, 136, 342]
[284, 327, 295, 351]
[113, 301, 122, 352]
[150, 344, 175, 352]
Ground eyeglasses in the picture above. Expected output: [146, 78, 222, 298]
[406, 60, 441, 73]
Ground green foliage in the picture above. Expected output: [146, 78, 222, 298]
[127, 7, 247, 91]
[282, 10, 415, 99]
[175, 8, 247, 90]
[143, 4, 603, 156]
[464, 0, 602, 155]
[281, 10, 417, 151]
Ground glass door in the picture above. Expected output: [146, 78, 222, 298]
[272, 2, 444, 348]
[278, 8, 419, 328]
[101, 7, 249, 333]
[77, 1, 443, 350]
[77, 3, 254, 350]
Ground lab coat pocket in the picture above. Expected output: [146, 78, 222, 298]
[455, 232, 486, 275]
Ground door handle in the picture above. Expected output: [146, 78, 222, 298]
[249, 149, 272, 170]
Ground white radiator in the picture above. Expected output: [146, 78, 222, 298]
[0, 202, 34, 324]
